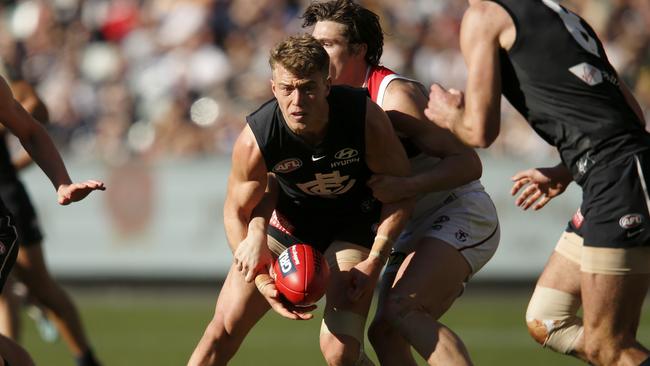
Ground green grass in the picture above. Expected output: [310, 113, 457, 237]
[18, 287, 650, 365]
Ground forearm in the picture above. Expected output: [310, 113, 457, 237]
[372, 199, 414, 260]
[409, 153, 481, 194]
[18, 125, 72, 190]
[224, 213, 249, 253]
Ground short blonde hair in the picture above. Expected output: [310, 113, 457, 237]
[269, 34, 329, 79]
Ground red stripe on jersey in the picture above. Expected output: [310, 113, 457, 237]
[365, 65, 396, 103]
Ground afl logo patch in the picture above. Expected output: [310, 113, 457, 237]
[273, 158, 302, 173]
[334, 148, 358, 160]
[619, 214, 643, 229]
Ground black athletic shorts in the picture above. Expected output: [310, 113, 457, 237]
[0, 200, 18, 293]
[570, 150, 650, 248]
[0, 183, 43, 246]
[268, 194, 381, 254]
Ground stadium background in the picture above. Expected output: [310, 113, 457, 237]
[0, 0, 648, 364]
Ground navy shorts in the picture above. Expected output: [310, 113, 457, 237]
[0, 201, 18, 293]
[569, 150, 650, 248]
[0, 183, 43, 246]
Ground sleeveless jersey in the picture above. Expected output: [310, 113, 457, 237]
[489, 0, 648, 183]
[247, 86, 376, 214]
[364, 65, 486, 217]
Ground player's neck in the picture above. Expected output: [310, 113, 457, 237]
[337, 63, 369, 88]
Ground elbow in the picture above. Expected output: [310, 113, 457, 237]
[466, 133, 496, 149]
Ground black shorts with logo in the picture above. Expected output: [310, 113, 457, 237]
[0, 200, 19, 293]
[268, 194, 381, 254]
[569, 150, 650, 248]
[0, 183, 43, 246]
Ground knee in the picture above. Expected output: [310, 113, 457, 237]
[200, 316, 240, 362]
[319, 332, 360, 366]
[525, 286, 583, 354]
[383, 293, 421, 329]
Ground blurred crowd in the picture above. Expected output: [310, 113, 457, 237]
[0, 0, 648, 164]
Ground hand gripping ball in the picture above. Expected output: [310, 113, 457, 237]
[271, 244, 330, 306]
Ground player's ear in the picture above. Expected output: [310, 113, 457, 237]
[270, 78, 277, 96]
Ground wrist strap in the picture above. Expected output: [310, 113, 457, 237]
[254, 275, 273, 293]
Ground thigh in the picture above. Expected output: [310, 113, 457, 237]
[391, 237, 470, 319]
[581, 272, 650, 336]
[322, 241, 373, 323]
[213, 264, 270, 338]
[396, 190, 499, 276]
[536, 232, 582, 296]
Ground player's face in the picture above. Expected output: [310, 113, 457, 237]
[271, 64, 330, 132]
[312, 21, 363, 85]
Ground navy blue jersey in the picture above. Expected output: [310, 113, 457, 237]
[247, 86, 378, 215]
[490, 0, 649, 183]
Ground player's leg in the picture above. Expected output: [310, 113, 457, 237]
[188, 238, 278, 366]
[580, 246, 650, 366]
[525, 231, 587, 360]
[368, 259, 418, 366]
[370, 190, 498, 365]
[319, 242, 376, 366]
[11, 243, 100, 364]
[0, 278, 21, 340]
[578, 152, 650, 365]
[378, 238, 472, 366]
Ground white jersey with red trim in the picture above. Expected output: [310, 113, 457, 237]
[364, 65, 487, 218]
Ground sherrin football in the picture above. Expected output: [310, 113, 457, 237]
[271, 244, 330, 306]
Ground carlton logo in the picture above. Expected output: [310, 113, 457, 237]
[278, 250, 296, 276]
[334, 148, 358, 160]
[619, 214, 643, 229]
[273, 158, 302, 174]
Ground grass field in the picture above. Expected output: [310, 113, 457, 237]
[19, 284, 650, 366]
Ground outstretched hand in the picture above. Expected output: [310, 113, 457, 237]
[510, 166, 572, 210]
[57, 180, 105, 205]
[257, 279, 316, 320]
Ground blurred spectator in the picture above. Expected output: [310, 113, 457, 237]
[0, 0, 646, 161]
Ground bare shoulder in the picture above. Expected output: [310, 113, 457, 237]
[383, 78, 427, 110]
[232, 125, 263, 164]
[462, 1, 515, 47]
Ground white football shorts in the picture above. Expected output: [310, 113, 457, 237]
[392, 188, 500, 276]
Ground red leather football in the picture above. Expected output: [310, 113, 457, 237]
[271, 244, 330, 306]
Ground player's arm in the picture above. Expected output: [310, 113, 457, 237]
[0, 77, 104, 204]
[369, 80, 482, 202]
[8, 80, 50, 170]
[223, 125, 269, 254]
[511, 162, 573, 210]
[425, 2, 512, 148]
[224, 130, 314, 319]
[349, 99, 414, 301]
